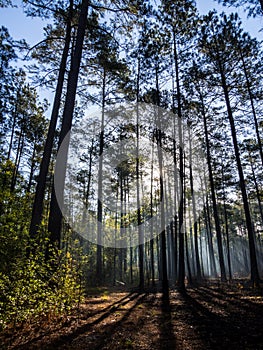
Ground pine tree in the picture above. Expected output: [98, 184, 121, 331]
[215, 0, 263, 17]
[48, 0, 90, 246]
[199, 12, 260, 286]
[29, 0, 74, 238]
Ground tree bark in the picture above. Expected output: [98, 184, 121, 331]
[239, 45, 263, 166]
[188, 128, 202, 281]
[96, 67, 106, 284]
[136, 58, 144, 290]
[48, 0, 89, 245]
[201, 96, 227, 281]
[155, 65, 168, 298]
[30, 0, 73, 238]
[218, 58, 260, 286]
[173, 30, 185, 291]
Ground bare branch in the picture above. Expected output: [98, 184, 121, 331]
[23, 0, 58, 16]
[23, 37, 65, 59]
[90, 3, 131, 13]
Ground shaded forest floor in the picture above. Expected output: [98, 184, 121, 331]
[1, 280, 263, 350]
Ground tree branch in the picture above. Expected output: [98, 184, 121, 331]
[23, 37, 65, 59]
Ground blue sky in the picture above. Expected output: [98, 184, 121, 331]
[197, 0, 263, 40]
[0, 1, 48, 47]
[0, 0, 262, 113]
[0, 0, 262, 47]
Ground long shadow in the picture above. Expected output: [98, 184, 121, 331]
[64, 292, 177, 350]
[193, 287, 240, 304]
[89, 292, 151, 350]
[12, 291, 139, 350]
[194, 286, 263, 311]
[174, 290, 213, 350]
[157, 293, 177, 349]
[49, 292, 147, 350]
[178, 289, 263, 350]
[9, 287, 263, 350]
[80, 291, 137, 317]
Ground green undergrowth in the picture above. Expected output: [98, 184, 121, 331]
[0, 236, 85, 330]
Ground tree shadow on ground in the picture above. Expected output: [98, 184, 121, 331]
[77, 292, 149, 350]
[9, 292, 140, 350]
[157, 293, 177, 349]
[178, 288, 263, 350]
[4, 284, 263, 350]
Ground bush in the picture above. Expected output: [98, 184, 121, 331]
[0, 238, 85, 329]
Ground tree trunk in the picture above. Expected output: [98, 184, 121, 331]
[30, 0, 73, 238]
[202, 170, 217, 277]
[185, 210, 192, 285]
[173, 30, 185, 291]
[136, 58, 144, 290]
[96, 67, 106, 284]
[11, 127, 24, 192]
[150, 140, 155, 286]
[239, 45, 263, 166]
[201, 96, 227, 281]
[27, 143, 36, 193]
[218, 57, 260, 286]
[7, 99, 18, 160]
[155, 65, 169, 298]
[204, 195, 217, 276]
[172, 140, 178, 282]
[48, 0, 89, 245]
[188, 128, 202, 281]
[249, 156, 263, 224]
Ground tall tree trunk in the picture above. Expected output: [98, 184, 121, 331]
[188, 211, 195, 277]
[172, 139, 179, 283]
[7, 100, 18, 160]
[173, 30, 185, 291]
[188, 128, 201, 281]
[223, 195, 232, 279]
[27, 144, 36, 193]
[113, 188, 118, 286]
[96, 68, 106, 284]
[30, 0, 73, 238]
[198, 218, 204, 277]
[11, 128, 24, 192]
[136, 58, 144, 290]
[48, 0, 89, 245]
[84, 138, 94, 209]
[165, 177, 173, 280]
[155, 66, 169, 298]
[150, 140, 155, 286]
[172, 63, 178, 284]
[249, 155, 263, 224]
[201, 95, 227, 281]
[202, 171, 217, 277]
[185, 198, 193, 285]
[239, 45, 263, 166]
[218, 57, 260, 286]
[119, 165, 125, 282]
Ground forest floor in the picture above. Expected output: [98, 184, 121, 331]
[1, 280, 263, 350]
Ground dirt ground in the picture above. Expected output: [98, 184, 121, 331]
[1, 281, 263, 350]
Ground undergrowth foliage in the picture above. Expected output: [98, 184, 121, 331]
[0, 229, 85, 330]
[0, 238, 85, 329]
[0, 159, 85, 329]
